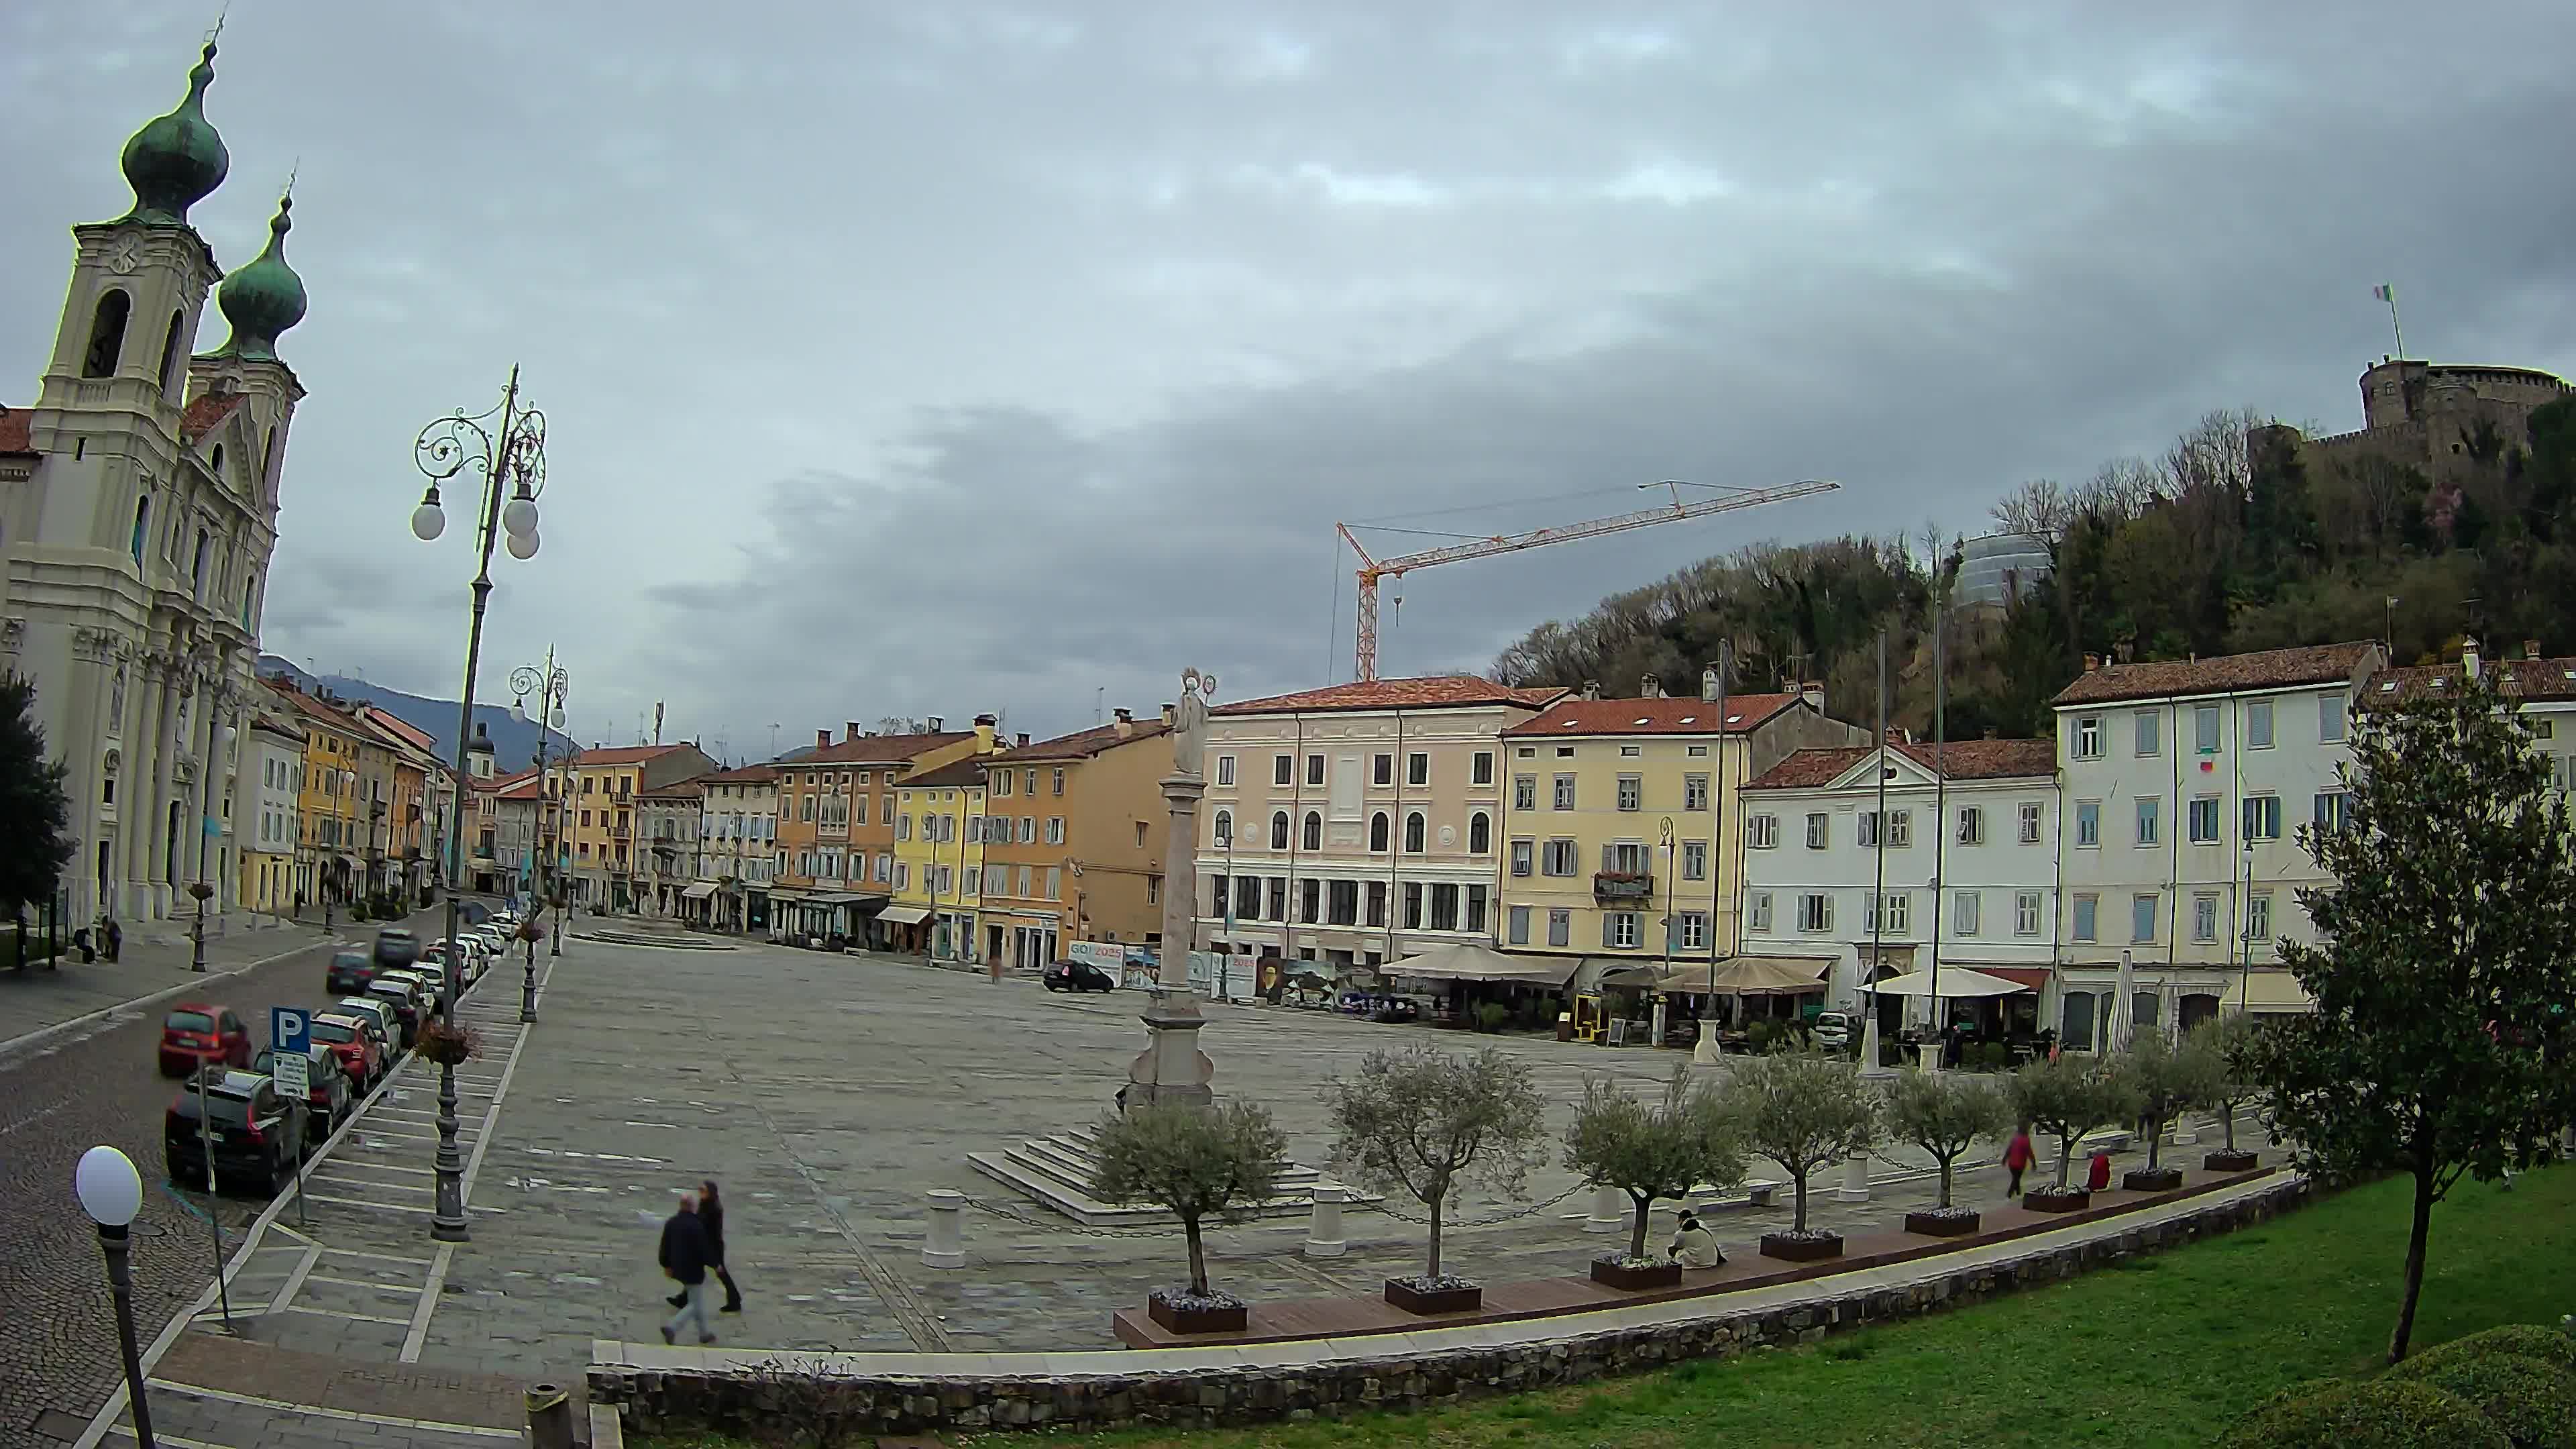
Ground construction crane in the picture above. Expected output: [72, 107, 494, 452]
[1337, 478, 1843, 682]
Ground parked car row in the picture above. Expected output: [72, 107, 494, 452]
[157, 920, 500, 1198]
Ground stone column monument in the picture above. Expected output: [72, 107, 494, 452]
[1124, 667, 1218, 1110]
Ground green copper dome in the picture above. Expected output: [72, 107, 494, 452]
[209, 196, 307, 362]
[119, 42, 229, 226]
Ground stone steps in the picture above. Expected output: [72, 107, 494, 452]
[966, 1128, 1375, 1228]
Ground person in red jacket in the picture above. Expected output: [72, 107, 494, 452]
[2086, 1149, 2113, 1193]
[2002, 1124, 2037, 1197]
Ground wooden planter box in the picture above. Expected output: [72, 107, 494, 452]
[1758, 1232, 1844, 1263]
[2203, 1149, 2260, 1173]
[1589, 1257, 1684, 1291]
[1383, 1279, 1482, 1316]
[1902, 1209, 1981, 1237]
[2122, 1167, 2185, 1193]
[2022, 1187, 2092, 1214]
[1145, 1292, 1247, 1336]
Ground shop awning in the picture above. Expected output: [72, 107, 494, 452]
[680, 882, 719, 900]
[1966, 965, 2053, 993]
[1865, 966, 2027, 998]
[1605, 955, 1832, 996]
[1384, 943, 1577, 986]
[2232, 969, 2316, 1014]
[877, 904, 932, 926]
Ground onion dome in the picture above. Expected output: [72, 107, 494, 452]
[209, 196, 307, 362]
[119, 42, 230, 226]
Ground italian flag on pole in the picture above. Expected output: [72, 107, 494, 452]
[2373, 284, 2395, 302]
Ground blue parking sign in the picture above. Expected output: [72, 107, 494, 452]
[272, 1006, 311, 1056]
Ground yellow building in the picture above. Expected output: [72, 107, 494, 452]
[977, 708, 1174, 969]
[1494, 685, 1865, 978]
[545, 743, 718, 910]
[771, 717, 996, 945]
[265, 678, 374, 908]
[890, 754, 991, 964]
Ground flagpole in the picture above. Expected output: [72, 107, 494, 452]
[2376, 284, 2406, 360]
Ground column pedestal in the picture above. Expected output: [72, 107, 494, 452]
[1128, 755, 1215, 1109]
[1834, 1152, 1871, 1202]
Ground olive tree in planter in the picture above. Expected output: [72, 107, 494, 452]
[1723, 1051, 1880, 1262]
[2194, 1015, 2267, 1171]
[1322, 1043, 1548, 1315]
[1562, 1066, 1747, 1289]
[2006, 1053, 2139, 1211]
[1091, 1100, 1289, 1334]
[1882, 1066, 2009, 1236]
[2118, 1031, 2224, 1191]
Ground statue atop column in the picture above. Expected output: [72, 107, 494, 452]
[1171, 667, 1216, 780]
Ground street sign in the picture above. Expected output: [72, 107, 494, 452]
[271, 1049, 308, 1097]
[272, 1006, 311, 1056]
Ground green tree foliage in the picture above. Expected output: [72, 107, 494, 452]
[0, 674, 74, 916]
[1562, 1066, 1747, 1260]
[2220, 1379, 2510, 1449]
[2248, 668, 2576, 1363]
[2118, 1030, 2226, 1171]
[1091, 1102, 1288, 1297]
[2008, 1054, 2140, 1188]
[1719, 1052, 1880, 1232]
[1321, 1044, 1548, 1281]
[2194, 1014, 2268, 1154]
[1880, 1066, 2008, 1209]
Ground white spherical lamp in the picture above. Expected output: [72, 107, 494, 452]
[410, 488, 446, 543]
[502, 494, 539, 540]
[505, 528, 539, 561]
[75, 1145, 144, 1227]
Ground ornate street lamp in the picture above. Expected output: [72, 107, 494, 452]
[75, 1146, 156, 1449]
[509, 649, 568, 1024]
[409, 367, 549, 1243]
[186, 879, 213, 972]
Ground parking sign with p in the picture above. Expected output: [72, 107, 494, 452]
[270, 1007, 311, 1097]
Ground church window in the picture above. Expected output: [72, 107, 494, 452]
[192, 529, 210, 595]
[262, 427, 276, 489]
[158, 311, 186, 397]
[211, 444, 225, 479]
[83, 290, 131, 378]
[129, 497, 150, 565]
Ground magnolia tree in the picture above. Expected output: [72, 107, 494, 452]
[1092, 1101, 1288, 1301]
[2121, 1031, 2224, 1173]
[2193, 1015, 2266, 1155]
[1562, 1066, 1748, 1262]
[1723, 1051, 1880, 1234]
[1322, 1044, 1548, 1284]
[1881, 1066, 2008, 1210]
[2246, 669, 2576, 1363]
[2008, 1053, 2139, 1189]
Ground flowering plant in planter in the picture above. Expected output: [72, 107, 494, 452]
[415, 1018, 481, 1067]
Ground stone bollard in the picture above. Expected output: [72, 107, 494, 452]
[1584, 1184, 1625, 1234]
[1833, 1152, 1870, 1203]
[922, 1189, 965, 1269]
[1303, 1184, 1348, 1257]
[525, 1383, 575, 1449]
[2171, 1116, 2198, 1147]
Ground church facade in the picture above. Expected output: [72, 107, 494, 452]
[0, 38, 309, 928]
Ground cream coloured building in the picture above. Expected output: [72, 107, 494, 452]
[1, 40, 309, 928]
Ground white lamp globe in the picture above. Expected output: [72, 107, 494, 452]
[505, 528, 539, 561]
[411, 501, 445, 542]
[75, 1145, 144, 1226]
[548, 706, 565, 729]
[502, 495, 539, 539]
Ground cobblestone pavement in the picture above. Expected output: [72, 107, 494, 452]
[0, 908, 466, 1449]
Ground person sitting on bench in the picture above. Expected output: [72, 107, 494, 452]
[1668, 1210, 1725, 1268]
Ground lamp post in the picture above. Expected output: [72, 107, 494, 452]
[1652, 817, 1676, 1046]
[409, 367, 550, 1244]
[75, 1146, 157, 1449]
[509, 651, 569, 1024]
[186, 879, 212, 971]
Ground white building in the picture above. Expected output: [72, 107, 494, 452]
[2050, 641, 2383, 1048]
[0, 41, 308, 927]
[694, 763, 780, 932]
[1739, 739, 2061, 1036]
[241, 712, 303, 913]
[2369, 639, 2576, 790]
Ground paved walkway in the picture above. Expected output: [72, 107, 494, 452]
[0, 914, 339, 1059]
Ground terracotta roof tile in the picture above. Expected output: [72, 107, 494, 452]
[1502, 694, 1802, 738]
[2368, 656, 2576, 706]
[180, 392, 246, 442]
[564, 744, 689, 767]
[1214, 676, 1566, 716]
[638, 778, 708, 798]
[2051, 643, 2380, 706]
[697, 763, 782, 784]
[784, 731, 974, 765]
[899, 757, 990, 791]
[991, 718, 1171, 761]
[0, 406, 33, 456]
[1744, 738, 2057, 791]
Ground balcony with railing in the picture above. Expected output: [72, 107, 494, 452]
[1593, 871, 1654, 903]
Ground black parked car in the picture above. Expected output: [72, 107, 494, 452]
[325, 948, 377, 996]
[1043, 959, 1116, 994]
[165, 1071, 301, 1195]
[251, 1044, 353, 1143]
[372, 927, 420, 972]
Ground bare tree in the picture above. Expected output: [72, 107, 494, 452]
[1991, 478, 2074, 553]
[1322, 1044, 1549, 1283]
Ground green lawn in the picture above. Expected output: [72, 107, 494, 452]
[644, 1164, 2570, 1449]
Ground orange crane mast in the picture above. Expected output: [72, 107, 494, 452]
[1337, 478, 1842, 682]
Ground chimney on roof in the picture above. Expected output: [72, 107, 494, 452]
[1016, 731, 1030, 747]
[2463, 636, 2481, 680]
[2526, 639, 2544, 661]
[1581, 680, 1601, 701]
[926, 716, 943, 733]
[973, 714, 997, 751]
[1114, 707, 1134, 738]
[1640, 674, 1662, 698]
[816, 729, 830, 749]
[846, 721, 861, 743]
[1983, 727, 1998, 740]
[2083, 652, 2101, 673]
[1801, 683, 1825, 714]
[1699, 667, 1719, 702]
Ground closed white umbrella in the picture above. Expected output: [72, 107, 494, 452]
[2110, 949, 2136, 1054]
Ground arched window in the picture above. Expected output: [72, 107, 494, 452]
[211, 443, 225, 480]
[191, 529, 210, 595]
[83, 290, 131, 378]
[129, 496, 150, 564]
[1212, 809, 1232, 847]
[262, 427, 277, 491]
[1404, 811, 1426, 853]
[1301, 810, 1322, 851]
[1468, 811, 1491, 854]
[158, 310, 186, 397]
[1269, 810, 1289, 850]
[241, 569, 257, 627]
[1369, 811, 1389, 853]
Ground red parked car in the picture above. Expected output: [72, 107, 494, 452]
[307, 1012, 385, 1095]
[158, 1004, 251, 1078]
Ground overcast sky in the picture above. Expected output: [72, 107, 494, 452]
[7, 2, 2574, 760]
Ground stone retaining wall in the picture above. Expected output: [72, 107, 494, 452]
[592, 1177, 2311, 1438]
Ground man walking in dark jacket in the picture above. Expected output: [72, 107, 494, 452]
[668, 1177, 743, 1313]
[657, 1191, 716, 1344]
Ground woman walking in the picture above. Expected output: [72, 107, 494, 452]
[669, 1177, 745, 1313]
[2002, 1122, 2036, 1199]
